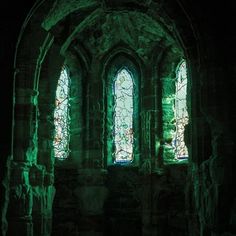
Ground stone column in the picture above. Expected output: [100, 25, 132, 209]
[7, 162, 33, 236]
[140, 69, 158, 171]
[8, 85, 37, 235]
[30, 164, 55, 236]
[161, 77, 176, 163]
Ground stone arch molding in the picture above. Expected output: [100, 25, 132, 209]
[8, 0, 199, 235]
[12, 0, 198, 163]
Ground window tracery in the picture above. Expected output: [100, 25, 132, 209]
[113, 68, 134, 163]
[173, 60, 188, 159]
[53, 66, 71, 160]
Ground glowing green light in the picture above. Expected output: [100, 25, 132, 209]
[174, 60, 188, 159]
[53, 66, 70, 160]
[113, 68, 134, 163]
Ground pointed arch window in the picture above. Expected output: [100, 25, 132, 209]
[106, 56, 140, 166]
[53, 66, 71, 160]
[113, 68, 134, 163]
[173, 60, 188, 159]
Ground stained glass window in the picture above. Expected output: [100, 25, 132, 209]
[113, 68, 134, 163]
[53, 66, 70, 160]
[173, 60, 188, 159]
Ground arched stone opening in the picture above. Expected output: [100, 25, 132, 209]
[6, 1, 202, 236]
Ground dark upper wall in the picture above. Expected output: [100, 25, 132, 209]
[0, 1, 36, 156]
[5, 0, 235, 153]
[1, 0, 235, 161]
[0, 1, 36, 231]
[1, 1, 236, 235]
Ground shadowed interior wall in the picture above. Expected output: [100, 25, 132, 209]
[1, 1, 236, 236]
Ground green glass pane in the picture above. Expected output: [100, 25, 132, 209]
[174, 61, 188, 159]
[53, 67, 70, 159]
[113, 68, 134, 163]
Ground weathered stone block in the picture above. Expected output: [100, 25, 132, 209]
[10, 162, 30, 185]
[29, 164, 45, 186]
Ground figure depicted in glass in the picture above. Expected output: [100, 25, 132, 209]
[53, 66, 70, 159]
[113, 68, 134, 163]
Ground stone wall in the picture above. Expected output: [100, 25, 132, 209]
[1, 1, 236, 236]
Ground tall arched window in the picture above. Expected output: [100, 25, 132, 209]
[113, 68, 134, 163]
[106, 55, 140, 166]
[173, 60, 188, 159]
[53, 66, 71, 160]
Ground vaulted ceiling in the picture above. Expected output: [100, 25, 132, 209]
[41, 0, 184, 61]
